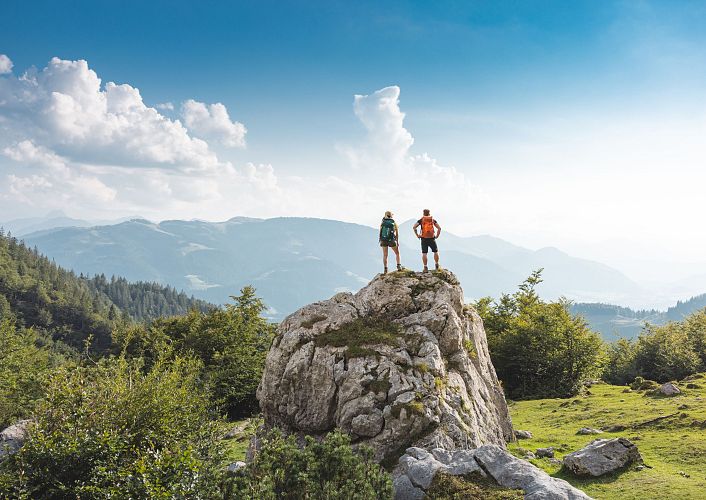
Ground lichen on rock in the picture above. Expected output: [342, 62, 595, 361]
[256, 269, 514, 463]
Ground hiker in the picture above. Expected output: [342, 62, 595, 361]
[413, 209, 442, 272]
[379, 211, 402, 274]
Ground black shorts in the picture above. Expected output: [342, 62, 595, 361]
[421, 238, 438, 254]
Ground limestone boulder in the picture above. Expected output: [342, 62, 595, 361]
[257, 270, 513, 462]
[563, 438, 642, 477]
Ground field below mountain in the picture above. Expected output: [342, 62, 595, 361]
[508, 377, 706, 499]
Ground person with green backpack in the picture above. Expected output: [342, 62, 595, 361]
[379, 210, 402, 274]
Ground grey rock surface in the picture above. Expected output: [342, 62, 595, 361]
[257, 270, 513, 462]
[577, 428, 603, 435]
[394, 445, 592, 500]
[0, 420, 31, 460]
[659, 382, 680, 396]
[536, 447, 555, 458]
[515, 429, 533, 439]
[474, 445, 593, 500]
[563, 438, 642, 477]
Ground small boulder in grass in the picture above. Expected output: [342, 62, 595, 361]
[536, 447, 555, 458]
[659, 382, 680, 396]
[514, 429, 532, 439]
[563, 438, 642, 477]
[577, 428, 603, 435]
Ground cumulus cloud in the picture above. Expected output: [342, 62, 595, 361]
[156, 102, 174, 111]
[0, 57, 246, 170]
[0, 55, 275, 218]
[0, 55, 12, 74]
[181, 99, 247, 148]
[337, 85, 488, 230]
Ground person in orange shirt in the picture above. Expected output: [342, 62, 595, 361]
[412, 209, 442, 272]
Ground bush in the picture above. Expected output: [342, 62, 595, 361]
[634, 322, 700, 382]
[229, 430, 392, 499]
[603, 338, 639, 385]
[0, 355, 227, 498]
[0, 320, 64, 429]
[476, 270, 605, 399]
[115, 286, 275, 418]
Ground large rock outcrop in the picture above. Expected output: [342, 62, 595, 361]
[257, 270, 513, 462]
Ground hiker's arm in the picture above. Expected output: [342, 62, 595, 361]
[413, 222, 420, 238]
[434, 222, 442, 238]
[379, 224, 383, 241]
[395, 224, 399, 242]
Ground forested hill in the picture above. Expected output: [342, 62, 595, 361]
[0, 230, 212, 351]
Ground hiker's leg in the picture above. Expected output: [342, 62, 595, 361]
[382, 246, 388, 268]
[434, 252, 439, 265]
[392, 245, 401, 265]
[422, 252, 428, 267]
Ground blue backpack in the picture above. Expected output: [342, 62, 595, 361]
[380, 218, 396, 242]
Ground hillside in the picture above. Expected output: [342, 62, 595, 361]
[508, 377, 706, 499]
[0, 231, 211, 351]
[22, 216, 641, 321]
[572, 294, 706, 341]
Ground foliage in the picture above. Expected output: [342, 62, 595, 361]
[114, 286, 275, 418]
[476, 270, 605, 399]
[0, 320, 68, 428]
[229, 430, 392, 500]
[426, 472, 523, 499]
[508, 376, 706, 500]
[634, 322, 700, 382]
[0, 355, 227, 499]
[603, 338, 639, 385]
[0, 230, 210, 352]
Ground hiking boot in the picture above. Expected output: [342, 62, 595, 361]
[383, 267, 388, 274]
[397, 264, 403, 271]
[423, 266, 429, 272]
[435, 263, 441, 271]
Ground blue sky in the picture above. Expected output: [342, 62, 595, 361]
[2, 0, 706, 290]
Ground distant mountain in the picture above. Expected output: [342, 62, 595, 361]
[23, 216, 643, 321]
[1, 211, 138, 237]
[571, 292, 706, 341]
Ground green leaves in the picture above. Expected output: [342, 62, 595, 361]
[476, 270, 605, 399]
[229, 430, 392, 499]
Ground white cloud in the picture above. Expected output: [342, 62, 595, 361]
[3, 139, 67, 171]
[0, 55, 12, 74]
[156, 102, 174, 111]
[0, 57, 230, 171]
[181, 99, 247, 148]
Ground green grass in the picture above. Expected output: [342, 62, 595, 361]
[508, 378, 706, 499]
[221, 418, 261, 462]
[427, 472, 523, 499]
[314, 317, 401, 359]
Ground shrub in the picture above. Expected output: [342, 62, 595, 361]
[114, 286, 275, 418]
[0, 355, 226, 498]
[476, 270, 605, 399]
[603, 338, 639, 385]
[634, 322, 700, 382]
[229, 430, 392, 499]
[0, 320, 64, 429]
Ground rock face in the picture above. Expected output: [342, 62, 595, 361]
[0, 420, 31, 460]
[563, 438, 642, 477]
[257, 270, 513, 462]
[393, 445, 592, 500]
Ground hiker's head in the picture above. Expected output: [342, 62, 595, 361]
[385, 210, 393, 218]
[423, 209, 430, 216]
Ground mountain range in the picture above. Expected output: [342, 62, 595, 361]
[19, 216, 645, 321]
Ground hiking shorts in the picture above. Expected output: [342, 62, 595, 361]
[421, 237, 438, 254]
[380, 240, 397, 247]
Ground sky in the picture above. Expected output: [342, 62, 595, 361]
[2, 0, 706, 291]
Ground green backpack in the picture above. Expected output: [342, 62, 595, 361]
[380, 218, 396, 242]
